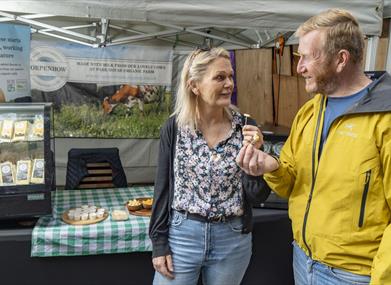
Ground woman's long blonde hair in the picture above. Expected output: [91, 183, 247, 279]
[173, 47, 232, 130]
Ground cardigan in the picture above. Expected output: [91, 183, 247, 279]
[149, 115, 271, 258]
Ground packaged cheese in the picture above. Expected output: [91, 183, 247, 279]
[0, 120, 14, 142]
[16, 160, 31, 185]
[12, 121, 29, 142]
[0, 161, 15, 185]
[31, 116, 44, 140]
[30, 158, 44, 184]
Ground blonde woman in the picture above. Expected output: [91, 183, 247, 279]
[149, 47, 271, 285]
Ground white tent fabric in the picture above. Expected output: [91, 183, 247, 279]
[384, 0, 391, 17]
[0, 1, 383, 32]
[0, 0, 384, 50]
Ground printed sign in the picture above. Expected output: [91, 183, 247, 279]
[30, 41, 174, 138]
[0, 23, 30, 102]
[30, 42, 172, 91]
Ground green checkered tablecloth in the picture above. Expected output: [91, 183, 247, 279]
[31, 186, 154, 257]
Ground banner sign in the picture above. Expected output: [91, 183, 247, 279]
[30, 42, 172, 92]
[0, 23, 30, 102]
[30, 41, 173, 139]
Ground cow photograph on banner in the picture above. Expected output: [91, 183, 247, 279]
[30, 41, 173, 138]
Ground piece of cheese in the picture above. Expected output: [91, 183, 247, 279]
[0, 120, 14, 141]
[30, 159, 44, 184]
[0, 161, 15, 185]
[16, 160, 31, 185]
[13, 121, 29, 142]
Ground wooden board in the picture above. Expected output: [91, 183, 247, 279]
[128, 208, 152, 217]
[273, 74, 299, 127]
[78, 183, 115, 189]
[62, 210, 109, 225]
[235, 49, 274, 126]
[376, 37, 389, 71]
[275, 45, 292, 76]
[126, 197, 152, 217]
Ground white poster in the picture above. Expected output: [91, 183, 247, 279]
[0, 23, 30, 102]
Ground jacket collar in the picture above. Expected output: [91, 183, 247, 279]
[347, 72, 391, 114]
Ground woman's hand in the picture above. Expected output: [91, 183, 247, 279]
[242, 125, 263, 149]
[153, 255, 174, 279]
[236, 144, 279, 176]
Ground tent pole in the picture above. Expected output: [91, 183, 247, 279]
[365, 36, 379, 71]
[386, 20, 391, 74]
[33, 30, 95, 47]
[152, 21, 252, 48]
[0, 13, 55, 22]
[0, 11, 96, 42]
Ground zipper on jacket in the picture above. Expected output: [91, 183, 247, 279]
[358, 170, 371, 227]
[302, 96, 325, 258]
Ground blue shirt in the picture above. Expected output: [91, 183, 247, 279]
[320, 80, 375, 154]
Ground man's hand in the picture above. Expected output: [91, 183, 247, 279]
[236, 144, 279, 176]
[152, 255, 174, 279]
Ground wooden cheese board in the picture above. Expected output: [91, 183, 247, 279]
[61, 209, 109, 225]
[128, 208, 152, 217]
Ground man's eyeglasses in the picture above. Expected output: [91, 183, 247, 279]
[293, 51, 301, 57]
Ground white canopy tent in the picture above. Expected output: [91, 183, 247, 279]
[0, 0, 386, 70]
[0, 1, 384, 48]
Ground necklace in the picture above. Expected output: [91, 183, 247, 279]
[210, 143, 226, 162]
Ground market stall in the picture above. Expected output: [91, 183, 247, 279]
[0, 1, 384, 185]
[0, 1, 387, 285]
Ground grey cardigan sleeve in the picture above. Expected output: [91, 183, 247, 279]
[242, 174, 271, 204]
[148, 118, 175, 258]
[243, 116, 271, 204]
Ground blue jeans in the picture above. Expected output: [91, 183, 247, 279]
[293, 241, 371, 285]
[153, 210, 252, 285]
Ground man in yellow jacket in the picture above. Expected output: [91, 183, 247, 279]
[239, 8, 391, 285]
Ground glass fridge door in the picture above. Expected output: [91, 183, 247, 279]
[0, 103, 54, 219]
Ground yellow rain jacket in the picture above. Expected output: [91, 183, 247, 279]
[264, 73, 391, 284]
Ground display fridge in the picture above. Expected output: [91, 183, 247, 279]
[0, 103, 55, 219]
